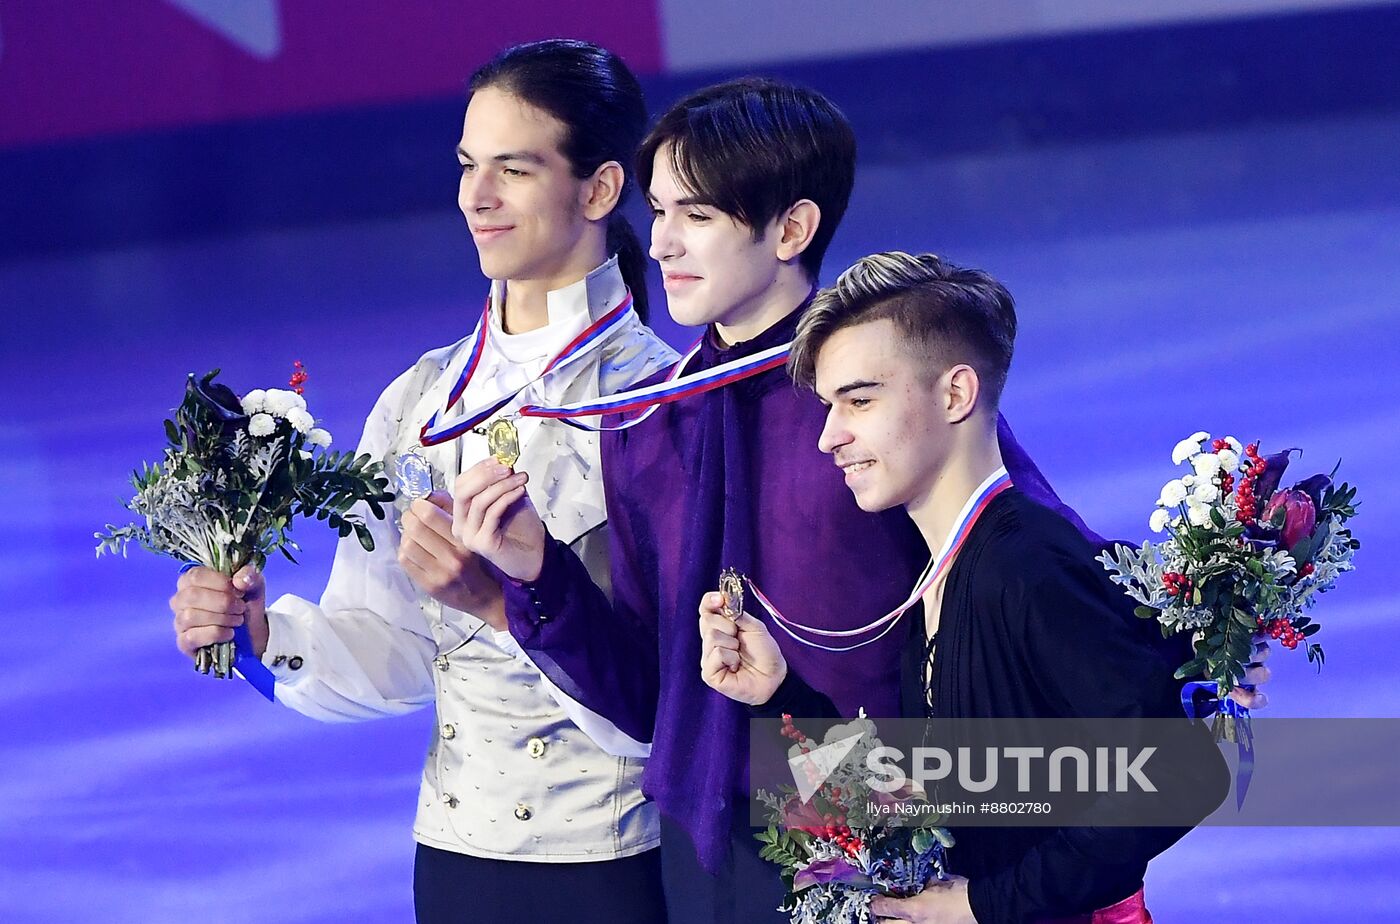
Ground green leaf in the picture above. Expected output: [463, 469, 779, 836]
[1174, 658, 1207, 680]
[1134, 605, 1160, 620]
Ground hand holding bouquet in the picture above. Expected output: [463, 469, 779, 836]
[97, 366, 393, 682]
[1099, 431, 1360, 740]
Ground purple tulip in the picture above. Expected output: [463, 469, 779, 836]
[793, 855, 874, 892]
[1252, 449, 1298, 506]
[1263, 489, 1318, 550]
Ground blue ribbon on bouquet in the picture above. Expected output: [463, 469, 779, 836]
[179, 562, 276, 702]
[1181, 680, 1253, 808]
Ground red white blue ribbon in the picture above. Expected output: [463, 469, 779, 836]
[515, 340, 791, 432]
[418, 291, 636, 446]
[748, 466, 1013, 652]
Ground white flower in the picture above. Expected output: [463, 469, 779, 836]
[1181, 474, 1195, 487]
[263, 389, 297, 417]
[1216, 449, 1241, 473]
[1172, 431, 1209, 466]
[286, 408, 314, 434]
[1158, 479, 1189, 507]
[288, 391, 307, 411]
[1186, 500, 1212, 527]
[248, 413, 276, 437]
[1224, 436, 1243, 455]
[1149, 508, 1172, 533]
[1191, 480, 1220, 504]
[308, 427, 333, 448]
[240, 389, 267, 414]
[1192, 452, 1225, 480]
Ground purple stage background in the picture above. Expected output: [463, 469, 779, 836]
[2, 3, 1397, 921]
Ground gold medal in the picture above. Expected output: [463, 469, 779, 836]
[486, 418, 521, 468]
[719, 568, 746, 620]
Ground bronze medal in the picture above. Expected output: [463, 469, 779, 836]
[719, 568, 746, 620]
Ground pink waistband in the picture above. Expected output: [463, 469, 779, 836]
[1037, 888, 1152, 924]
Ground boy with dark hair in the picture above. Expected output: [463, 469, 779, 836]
[637, 76, 855, 281]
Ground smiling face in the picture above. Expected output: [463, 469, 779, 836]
[814, 318, 955, 513]
[646, 143, 787, 330]
[457, 87, 595, 286]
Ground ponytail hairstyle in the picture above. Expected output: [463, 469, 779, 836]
[469, 39, 651, 320]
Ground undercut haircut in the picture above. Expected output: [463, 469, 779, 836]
[790, 251, 1018, 409]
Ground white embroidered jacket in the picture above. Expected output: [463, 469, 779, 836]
[262, 258, 676, 861]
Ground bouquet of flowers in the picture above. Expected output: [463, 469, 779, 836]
[97, 366, 393, 679]
[1098, 431, 1360, 739]
[755, 712, 953, 924]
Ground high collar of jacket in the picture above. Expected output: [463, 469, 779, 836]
[486, 255, 627, 363]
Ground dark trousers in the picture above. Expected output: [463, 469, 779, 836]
[414, 843, 666, 924]
[659, 815, 787, 924]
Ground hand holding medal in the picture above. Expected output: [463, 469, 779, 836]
[451, 454, 546, 584]
[719, 567, 746, 620]
[698, 579, 788, 707]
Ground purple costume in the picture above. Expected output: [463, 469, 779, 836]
[500, 305, 1098, 874]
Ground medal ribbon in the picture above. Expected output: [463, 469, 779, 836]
[514, 340, 791, 432]
[418, 290, 635, 446]
[748, 467, 1013, 652]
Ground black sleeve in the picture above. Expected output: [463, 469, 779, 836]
[967, 538, 1229, 923]
[749, 668, 841, 720]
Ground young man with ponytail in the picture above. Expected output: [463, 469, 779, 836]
[167, 40, 675, 924]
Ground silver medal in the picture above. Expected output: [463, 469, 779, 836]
[391, 449, 434, 500]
